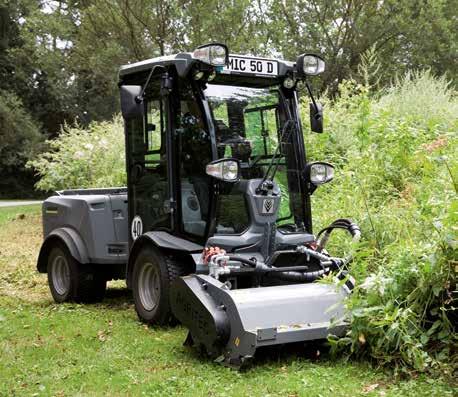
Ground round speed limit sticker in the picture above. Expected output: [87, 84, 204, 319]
[131, 215, 143, 240]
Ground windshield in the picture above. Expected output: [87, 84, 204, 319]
[204, 84, 297, 234]
[204, 84, 284, 171]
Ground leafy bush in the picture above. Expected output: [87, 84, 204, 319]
[27, 116, 126, 191]
[302, 71, 457, 374]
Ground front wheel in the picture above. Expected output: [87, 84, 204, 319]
[132, 246, 185, 325]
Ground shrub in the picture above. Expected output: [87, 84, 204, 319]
[27, 115, 126, 191]
[303, 71, 457, 374]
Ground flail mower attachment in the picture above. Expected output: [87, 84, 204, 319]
[171, 273, 352, 367]
[170, 217, 360, 368]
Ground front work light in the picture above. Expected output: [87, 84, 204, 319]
[206, 158, 240, 182]
[306, 161, 334, 185]
[193, 43, 229, 67]
[296, 54, 325, 76]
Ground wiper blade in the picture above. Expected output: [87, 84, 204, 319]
[256, 119, 296, 194]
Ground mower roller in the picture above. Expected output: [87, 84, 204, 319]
[37, 43, 360, 367]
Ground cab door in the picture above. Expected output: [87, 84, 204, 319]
[125, 75, 172, 243]
[174, 81, 213, 242]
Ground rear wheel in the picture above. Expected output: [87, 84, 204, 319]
[132, 246, 185, 325]
[47, 242, 106, 303]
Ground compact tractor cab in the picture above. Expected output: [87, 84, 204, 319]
[38, 43, 360, 367]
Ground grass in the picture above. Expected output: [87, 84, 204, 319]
[0, 205, 456, 396]
[0, 204, 42, 225]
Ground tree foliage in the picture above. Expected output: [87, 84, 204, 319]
[3, 0, 456, 133]
[0, 89, 43, 196]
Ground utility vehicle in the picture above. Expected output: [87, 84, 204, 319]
[37, 43, 360, 367]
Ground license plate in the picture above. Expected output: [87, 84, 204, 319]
[222, 56, 278, 77]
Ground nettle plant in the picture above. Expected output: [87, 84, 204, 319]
[28, 116, 126, 191]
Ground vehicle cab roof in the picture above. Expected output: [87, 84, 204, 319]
[119, 52, 295, 88]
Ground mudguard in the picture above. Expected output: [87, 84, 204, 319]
[125, 231, 203, 287]
[37, 227, 89, 272]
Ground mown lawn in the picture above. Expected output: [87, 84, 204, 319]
[0, 205, 455, 396]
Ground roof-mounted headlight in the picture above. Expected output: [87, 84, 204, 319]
[296, 54, 325, 76]
[193, 43, 229, 67]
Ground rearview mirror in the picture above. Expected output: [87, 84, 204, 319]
[310, 102, 323, 133]
[120, 85, 144, 119]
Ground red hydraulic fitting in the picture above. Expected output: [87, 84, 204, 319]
[202, 246, 226, 265]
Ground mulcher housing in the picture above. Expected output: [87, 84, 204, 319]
[37, 44, 360, 367]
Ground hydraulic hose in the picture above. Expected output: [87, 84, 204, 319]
[227, 255, 257, 268]
[317, 219, 361, 252]
[223, 218, 361, 282]
[226, 254, 328, 281]
[269, 219, 361, 282]
[270, 268, 328, 282]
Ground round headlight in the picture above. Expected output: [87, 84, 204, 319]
[307, 162, 334, 185]
[283, 76, 296, 89]
[206, 158, 240, 182]
[209, 45, 227, 66]
[222, 160, 239, 181]
[193, 43, 229, 67]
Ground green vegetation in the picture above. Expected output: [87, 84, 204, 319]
[0, 205, 455, 396]
[0, 204, 41, 224]
[306, 70, 457, 373]
[0, 90, 44, 197]
[1, 0, 456, 392]
[27, 116, 126, 191]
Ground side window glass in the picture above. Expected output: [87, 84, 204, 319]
[144, 100, 165, 168]
[146, 101, 163, 152]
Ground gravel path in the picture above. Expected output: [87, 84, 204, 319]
[0, 201, 42, 208]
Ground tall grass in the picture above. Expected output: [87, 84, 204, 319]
[303, 70, 457, 374]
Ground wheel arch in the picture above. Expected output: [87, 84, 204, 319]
[126, 231, 202, 288]
[37, 227, 90, 273]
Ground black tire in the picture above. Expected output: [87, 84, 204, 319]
[132, 246, 185, 325]
[47, 242, 106, 303]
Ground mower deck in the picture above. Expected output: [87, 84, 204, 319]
[171, 274, 350, 367]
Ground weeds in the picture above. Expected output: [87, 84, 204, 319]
[304, 71, 457, 374]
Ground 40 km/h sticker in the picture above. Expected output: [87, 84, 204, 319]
[131, 215, 143, 240]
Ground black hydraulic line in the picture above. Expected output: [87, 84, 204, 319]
[316, 219, 360, 238]
[225, 254, 330, 281]
[264, 265, 311, 273]
[268, 268, 327, 282]
[226, 255, 257, 268]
